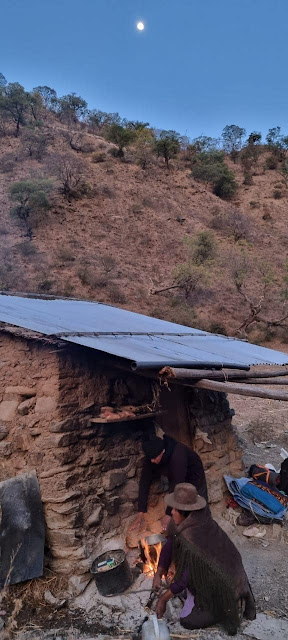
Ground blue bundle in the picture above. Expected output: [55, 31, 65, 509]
[224, 476, 287, 521]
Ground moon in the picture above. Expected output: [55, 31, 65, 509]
[137, 21, 145, 31]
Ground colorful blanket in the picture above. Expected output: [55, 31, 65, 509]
[224, 476, 287, 522]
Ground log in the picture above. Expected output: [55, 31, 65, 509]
[193, 378, 288, 401]
[237, 377, 288, 385]
[159, 366, 288, 382]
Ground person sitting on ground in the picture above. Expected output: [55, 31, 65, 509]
[153, 483, 256, 636]
[129, 435, 208, 532]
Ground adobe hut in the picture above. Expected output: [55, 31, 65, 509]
[0, 294, 288, 590]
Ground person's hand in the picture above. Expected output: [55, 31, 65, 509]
[155, 593, 168, 619]
[152, 570, 162, 592]
[161, 514, 171, 532]
[128, 512, 145, 532]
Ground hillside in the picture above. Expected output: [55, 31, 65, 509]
[0, 95, 288, 342]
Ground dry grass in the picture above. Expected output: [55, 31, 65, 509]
[0, 121, 288, 340]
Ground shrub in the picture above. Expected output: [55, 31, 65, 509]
[265, 155, 278, 170]
[17, 241, 37, 257]
[189, 231, 216, 265]
[101, 255, 116, 273]
[109, 283, 127, 304]
[130, 203, 143, 215]
[213, 172, 237, 199]
[249, 200, 260, 208]
[47, 152, 87, 200]
[56, 247, 75, 262]
[243, 171, 253, 185]
[9, 179, 53, 237]
[0, 152, 17, 173]
[273, 189, 283, 199]
[20, 129, 50, 160]
[99, 184, 114, 198]
[191, 151, 237, 200]
[38, 278, 54, 292]
[91, 151, 106, 163]
[210, 208, 253, 242]
[209, 322, 227, 335]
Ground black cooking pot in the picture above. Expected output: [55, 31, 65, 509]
[91, 548, 133, 597]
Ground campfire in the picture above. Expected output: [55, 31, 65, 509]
[139, 534, 164, 576]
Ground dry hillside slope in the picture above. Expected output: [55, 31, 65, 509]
[0, 115, 288, 342]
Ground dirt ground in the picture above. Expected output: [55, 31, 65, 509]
[3, 383, 288, 640]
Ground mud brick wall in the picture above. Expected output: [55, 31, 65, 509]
[189, 388, 242, 503]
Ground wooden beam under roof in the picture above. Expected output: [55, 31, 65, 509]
[191, 378, 288, 401]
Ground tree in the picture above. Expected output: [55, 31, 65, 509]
[57, 93, 88, 124]
[133, 128, 155, 169]
[154, 130, 181, 168]
[222, 124, 246, 162]
[266, 126, 281, 148]
[105, 123, 135, 157]
[266, 127, 286, 161]
[0, 73, 7, 92]
[28, 91, 44, 121]
[230, 252, 288, 335]
[191, 150, 237, 199]
[32, 85, 57, 110]
[123, 120, 150, 131]
[47, 152, 88, 200]
[9, 179, 53, 237]
[247, 131, 262, 145]
[190, 135, 219, 154]
[0, 82, 30, 136]
[87, 110, 121, 131]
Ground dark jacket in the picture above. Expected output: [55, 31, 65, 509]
[138, 436, 208, 514]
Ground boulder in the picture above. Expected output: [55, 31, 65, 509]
[35, 396, 57, 414]
[102, 471, 127, 491]
[0, 425, 9, 441]
[5, 386, 36, 398]
[0, 441, 13, 457]
[0, 400, 19, 421]
[87, 506, 103, 527]
[18, 396, 36, 416]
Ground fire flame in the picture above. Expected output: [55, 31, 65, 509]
[140, 538, 162, 575]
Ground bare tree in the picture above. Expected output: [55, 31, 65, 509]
[231, 253, 288, 334]
[47, 152, 88, 200]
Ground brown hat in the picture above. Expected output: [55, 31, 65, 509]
[164, 483, 206, 511]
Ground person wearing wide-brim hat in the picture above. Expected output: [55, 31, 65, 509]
[153, 483, 256, 635]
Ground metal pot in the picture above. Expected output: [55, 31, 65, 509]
[141, 533, 166, 546]
[91, 548, 132, 597]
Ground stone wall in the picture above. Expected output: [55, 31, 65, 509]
[188, 388, 243, 503]
[0, 333, 60, 479]
[0, 332, 243, 596]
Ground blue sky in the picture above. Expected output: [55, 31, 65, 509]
[1, 0, 288, 139]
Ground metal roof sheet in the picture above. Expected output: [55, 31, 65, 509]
[0, 294, 288, 369]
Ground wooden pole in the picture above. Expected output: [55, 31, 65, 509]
[159, 366, 288, 382]
[237, 377, 288, 385]
[193, 378, 288, 401]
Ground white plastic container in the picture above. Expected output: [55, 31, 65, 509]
[142, 614, 170, 640]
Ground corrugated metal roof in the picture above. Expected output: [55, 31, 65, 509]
[0, 294, 288, 369]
